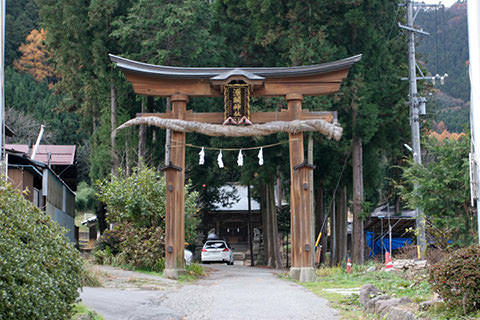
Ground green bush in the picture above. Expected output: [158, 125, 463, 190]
[96, 165, 200, 244]
[95, 222, 165, 272]
[430, 245, 480, 313]
[0, 179, 83, 320]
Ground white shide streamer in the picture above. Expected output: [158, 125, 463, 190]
[237, 149, 244, 166]
[217, 151, 224, 168]
[258, 148, 264, 166]
[198, 147, 205, 165]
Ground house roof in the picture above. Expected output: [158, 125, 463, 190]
[5, 144, 76, 165]
[212, 184, 287, 212]
[212, 185, 261, 211]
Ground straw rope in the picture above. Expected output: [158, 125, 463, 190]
[115, 116, 343, 140]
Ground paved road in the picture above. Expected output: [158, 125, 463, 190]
[80, 264, 338, 320]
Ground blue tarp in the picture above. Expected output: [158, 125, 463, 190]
[366, 232, 412, 256]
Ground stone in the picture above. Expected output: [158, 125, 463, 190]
[418, 298, 443, 311]
[400, 296, 412, 304]
[376, 298, 403, 314]
[365, 295, 390, 313]
[385, 306, 416, 320]
[359, 284, 380, 305]
[289, 267, 316, 282]
[377, 297, 413, 316]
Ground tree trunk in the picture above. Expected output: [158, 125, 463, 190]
[314, 181, 326, 264]
[352, 136, 365, 264]
[330, 193, 336, 266]
[110, 83, 119, 175]
[334, 185, 347, 265]
[138, 99, 146, 164]
[164, 97, 171, 166]
[125, 139, 131, 176]
[261, 179, 282, 269]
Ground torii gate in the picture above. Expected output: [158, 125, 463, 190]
[110, 54, 361, 282]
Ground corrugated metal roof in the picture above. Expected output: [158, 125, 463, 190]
[5, 144, 76, 165]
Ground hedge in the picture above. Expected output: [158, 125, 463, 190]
[0, 179, 84, 319]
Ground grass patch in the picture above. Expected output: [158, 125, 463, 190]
[298, 263, 433, 320]
[114, 262, 205, 282]
[72, 303, 105, 320]
[178, 263, 206, 282]
[298, 263, 480, 320]
[81, 261, 104, 287]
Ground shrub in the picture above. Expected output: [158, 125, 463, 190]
[429, 245, 480, 313]
[95, 222, 165, 272]
[117, 223, 165, 271]
[0, 179, 84, 320]
[96, 165, 200, 244]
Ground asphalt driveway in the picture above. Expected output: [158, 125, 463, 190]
[80, 264, 338, 320]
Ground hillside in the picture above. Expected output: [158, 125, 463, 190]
[416, 2, 469, 133]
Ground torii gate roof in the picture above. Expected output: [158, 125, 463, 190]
[109, 54, 361, 79]
[109, 54, 362, 97]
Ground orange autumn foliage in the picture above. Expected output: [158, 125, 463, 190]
[428, 129, 465, 142]
[14, 29, 55, 82]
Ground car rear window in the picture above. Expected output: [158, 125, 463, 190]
[205, 241, 226, 249]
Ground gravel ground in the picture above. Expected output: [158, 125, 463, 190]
[80, 264, 339, 320]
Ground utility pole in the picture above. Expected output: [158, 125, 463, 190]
[467, 0, 480, 245]
[0, 0, 5, 169]
[400, 1, 444, 259]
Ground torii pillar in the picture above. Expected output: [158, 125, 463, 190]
[286, 94, 315, 282]
[163, 94, 188, 279]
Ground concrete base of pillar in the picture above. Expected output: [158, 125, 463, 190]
[289, 267, 316, 282]
[163, 268, 185, 279]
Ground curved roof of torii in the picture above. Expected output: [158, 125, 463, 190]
[109, 54, 362, 79]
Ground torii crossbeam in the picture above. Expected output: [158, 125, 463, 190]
[110, 54, 361, 281]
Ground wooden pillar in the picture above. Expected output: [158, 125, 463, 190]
[286, 93, 316, 282]
[163, 94, 188, 279]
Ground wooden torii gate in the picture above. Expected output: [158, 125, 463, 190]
[110, 54, 361, 282]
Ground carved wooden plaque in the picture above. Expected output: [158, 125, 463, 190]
[224, 84, 250, 125]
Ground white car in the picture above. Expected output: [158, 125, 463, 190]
[201, 240, 234, 265]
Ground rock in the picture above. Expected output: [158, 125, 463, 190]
[385, 306, 416, 320]
[359, 284, 380, 305]
[365, 295, 390, 313]
[376, 298, 403, 314]
[377, 297, 413, 316]
[366, 266, 376, 272]
[418, 298, 443, 311]
[400, 296, 412, 304]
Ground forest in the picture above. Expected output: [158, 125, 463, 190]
[4, 0, 475, 266]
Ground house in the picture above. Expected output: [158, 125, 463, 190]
[202, 184, 262, 245]
[5, 144, 77, 242]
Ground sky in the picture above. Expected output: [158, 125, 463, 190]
[421, 0, 460, 7]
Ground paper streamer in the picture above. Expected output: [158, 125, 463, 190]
[237, 150, 244, 166]
[258, 147, 264, 166]
[199, 147, 205, 165]
[217, 151, 224, 168]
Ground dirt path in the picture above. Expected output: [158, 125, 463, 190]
[80, 264, 338, 320]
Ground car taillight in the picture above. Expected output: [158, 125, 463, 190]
[201, 248, 207, 252]
[223, 248, 229, 252]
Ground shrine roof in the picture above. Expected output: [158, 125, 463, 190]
[109, 54, 362, 79]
